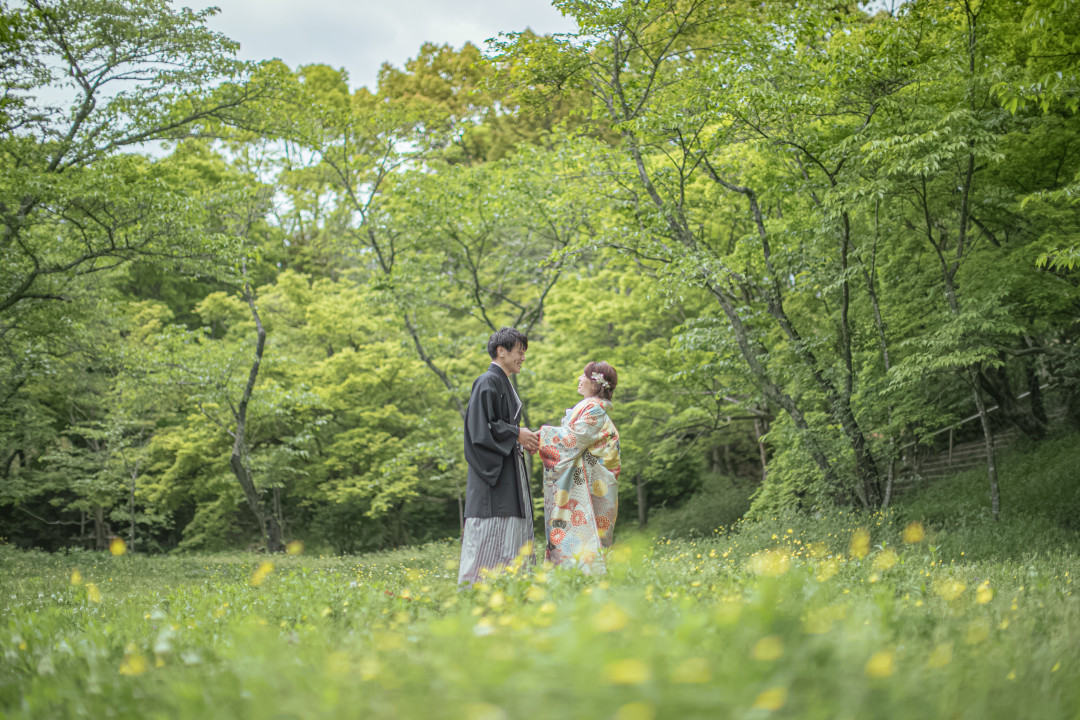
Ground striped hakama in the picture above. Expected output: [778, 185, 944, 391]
[458, 444, 536, 586]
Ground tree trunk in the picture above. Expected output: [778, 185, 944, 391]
[229, 264, 285, 553]
[636, 473, 647, 528]
[704, 281, 844, 496]
[704, 165, 880, 506]
[969, 368, 1000, 520]
[753, 419, 768, 483]
[881, 449, 896, 509]
[979, 365, 1045, 441]
[129, 473, 136, 553]
[93, 505, 106, 551]
[1026, 354, 1048, 427]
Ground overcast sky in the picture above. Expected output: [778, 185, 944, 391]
[200, 0, 577, 91]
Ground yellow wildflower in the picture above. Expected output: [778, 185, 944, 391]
[933, 577, 966, 602]
[872, 548, 898, 571]
[671, 658, 711, 684]
[816, 558, 840, 582]
[747, 549, 790, 577]
[87, 583, 102, 603]
[464, 703, 507, 720]
[865, 650, 896, 678]
[850, 528, 870, 559]
[603, 659, 651, 685]
[118, 643, 148, 676]
[752, 687, 787, 711]
[752, 635, 784, 662]
[593, 604, 630, 633]
[70, 569, 82, 585]
[614, 702, 656, 720]
[285, 540, 304, 555]
[109, 537, 127, 556]
[250, 562, 274, 587]
[902, 522, 925, 544]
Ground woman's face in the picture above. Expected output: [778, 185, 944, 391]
[577, 370, 599, 398]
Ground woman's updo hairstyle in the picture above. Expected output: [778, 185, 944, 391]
[584, 361, 618, 401]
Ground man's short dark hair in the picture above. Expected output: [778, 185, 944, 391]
[487, 327, 528, 359]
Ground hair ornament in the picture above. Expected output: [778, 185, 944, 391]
[590, 372, 610, 389]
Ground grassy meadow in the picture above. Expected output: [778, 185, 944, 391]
[3, 439, 1080, 719]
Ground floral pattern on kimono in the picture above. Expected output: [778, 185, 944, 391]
[539, 397, 621, 574]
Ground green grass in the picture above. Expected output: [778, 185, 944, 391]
[2, 436, 1080, 719]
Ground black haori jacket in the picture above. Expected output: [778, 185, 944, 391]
[463, 364, 528, 518]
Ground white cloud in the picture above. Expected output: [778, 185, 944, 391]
[201, 0, 576, 90]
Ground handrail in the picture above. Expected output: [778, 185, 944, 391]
[897, 383, 1053, 452]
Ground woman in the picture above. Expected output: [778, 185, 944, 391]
[538, 361, 621, 574]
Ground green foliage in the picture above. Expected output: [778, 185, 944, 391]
[648, 471, 754, 539]
[4, 0, 1080, 552]
[1, 503, 1079, 718]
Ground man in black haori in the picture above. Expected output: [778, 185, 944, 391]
[458, 327, 538, 586]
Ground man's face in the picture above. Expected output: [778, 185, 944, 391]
[499, 343, 526, 375]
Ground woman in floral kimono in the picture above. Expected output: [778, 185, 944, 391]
[538, 361, 621, 574]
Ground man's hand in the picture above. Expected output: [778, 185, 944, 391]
[518, 427, 540, 454]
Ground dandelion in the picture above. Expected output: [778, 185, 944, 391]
[593, 604, 630, 633]
[872, 548, 898, 571]
[933, 577, 966, 602]
[118, 643, 148, 676]
[250, 562, 274, 587]
[286, 540, 304, 555]
[747, 549, 790, 577]
[976, 583, 993, 604]
[752, 687, 787, 711]
[464, 704, 507, 720]
[752, 635, 784, 661]
[671, 658, 711, 684]
[902, 522, 925, 544]
[603, 658, 651, 685]
[109, 538, 127, 556]
[850, 528, 870, 559]
[816, 558, 840, 582]
[614, 702, 656, 720]
[865, 650, 896, 678]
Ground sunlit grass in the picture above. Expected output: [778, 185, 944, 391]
[1, 513, 1078, 719]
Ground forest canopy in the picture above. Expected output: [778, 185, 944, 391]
[1, 0, 1078, 553]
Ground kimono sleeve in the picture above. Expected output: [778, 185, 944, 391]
[538, 402, 606, 473]
[466, 378, 519, 457]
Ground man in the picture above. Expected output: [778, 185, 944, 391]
[459, 327, 538, 586]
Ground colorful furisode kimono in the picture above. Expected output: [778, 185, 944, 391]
[539, 397, 621, 574]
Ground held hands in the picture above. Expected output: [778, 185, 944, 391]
[518, 427, 540, 454]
